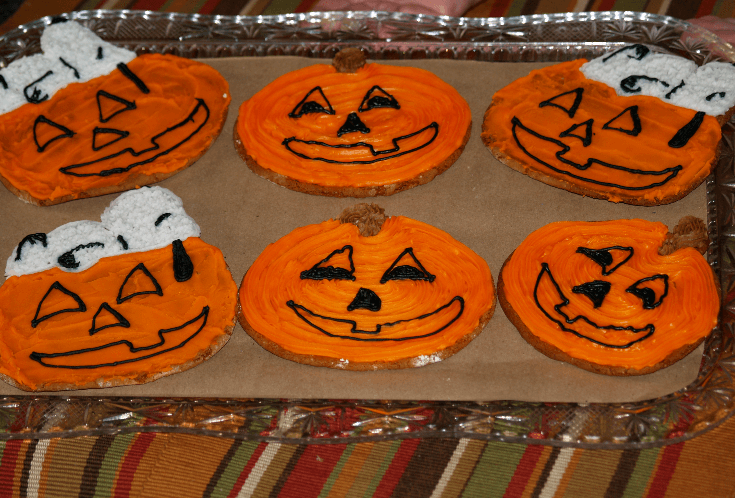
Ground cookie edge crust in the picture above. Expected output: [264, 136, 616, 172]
[233, 119, 472, 198]
[237, 270, 497, 370]
[497, 253, 714, 376]
[0, 83, 231, 207]
[481, 102, 728, 207]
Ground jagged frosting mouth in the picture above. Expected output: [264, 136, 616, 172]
[286, 295, 464, 341]
[60, 99, 210, 177]
[534, 264, 654, 348]
[512, 116, 682, 190]
[282, 122, 438, 164]
[29, 305, 209, 368]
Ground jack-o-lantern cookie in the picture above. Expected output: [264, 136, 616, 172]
[482, 45, 735, 205]
[0, 187, 238, 391]
[235, 48, 471, 197]
[498, 217, 719, 375]
[0, 20, 230, 206]
[239, 204, 495, 369]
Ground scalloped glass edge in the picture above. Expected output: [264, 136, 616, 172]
[0, 9, 733, 448]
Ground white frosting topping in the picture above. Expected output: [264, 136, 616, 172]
[6, 187, 201, 277]
[0, 21, 136, 115]
[581, 44, 735, 116]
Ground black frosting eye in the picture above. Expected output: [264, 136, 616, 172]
[576, 246, 633, 276]
[626, 274, 668, 309]
[300, 245, 356, 281]
[358, 86, 400, 112]
[380, 248, 435, 284]
[289, 87, 335, 118]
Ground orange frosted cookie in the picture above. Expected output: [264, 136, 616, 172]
[0, 187, 238, 391]
[482, 45, 735, 205]
[498, 218, 719, 375]
[239, 204, 495, 369]
[235, 48, 471, 197]
[0, 21, 230, 206]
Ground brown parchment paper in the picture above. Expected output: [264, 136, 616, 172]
[0, 57, 709, 402]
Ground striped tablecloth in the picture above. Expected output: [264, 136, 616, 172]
[0, 1, 733, 497]
[0, 413, 733, 497]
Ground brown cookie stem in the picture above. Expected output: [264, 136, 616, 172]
[660, 216, 708, 255]
[339, 204, 386, 236]
[333, 48, 366, 73]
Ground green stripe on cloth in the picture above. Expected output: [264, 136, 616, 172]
[318, 443, 357, 498]
[79, 434, 116, 498]
[461, 442, 526, 496]
[604, 449, 640, 498]
[622, 447, 660, 498]
[93, 432, 137, 498]
[356, 441, 400, 497]
[208, 440, 261, 497]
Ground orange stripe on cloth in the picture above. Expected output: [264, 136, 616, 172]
[515, 445, 555, 497]
[36, 438, 58, 498]
[322, 442, 376, 497]
[44, 437, 99, 496]
[125, 434, 235, 497]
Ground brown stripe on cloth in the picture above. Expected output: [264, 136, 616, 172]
[202, 439, 244, 498]
[441, 439, 485, 497]
[266, 444, 308, 497]
[390, 438, 460, 498]
[561, 449, 622, 497]
[604, 449, 640, 498]
[249, 444, 301, 497]
[530, 446, 561, 497]
[79, 434, 116, 497]
[18, 438, 38, 497]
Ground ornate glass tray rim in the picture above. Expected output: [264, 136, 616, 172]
[0, 9, 733, 448]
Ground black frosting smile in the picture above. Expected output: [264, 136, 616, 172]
[282, 122, 438, 164]
[534, 263, 654, 348]
[59, 99, 210, 177]
[287, 295, 463, 341]
[29, 305, 209, 369]
[511, 116, 682, 190]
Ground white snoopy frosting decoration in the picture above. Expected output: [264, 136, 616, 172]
[581, 44, 735, 117]
[0, 20, 136, 115]
[6, 187, 200, 277]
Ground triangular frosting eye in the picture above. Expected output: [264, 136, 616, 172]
[572, 280, 611, 308]
[289, 87, 335, 118]
[96, 90, 136, 123]
[300, 245, 356, 281]
[539, 88, 583, 118]
[89, 302, 130, 335]
[380, 248, 435, 284]
[33, 115, 75, 152]
[32, 282, 87, 328]
[602, 106, 641, 136]
[358, 86, 400, 112]
[626, 274, 669, 309]
[559, 119, 593, 147]
[576, 246, 634, 276]
[117, 263, 163, 304]
[92, 127, 129, 151]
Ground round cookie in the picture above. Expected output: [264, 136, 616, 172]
[0, 187, 238, 391]
[498, 217, 719, 376]
[0, 21, 230, 206]
[235, 49, 471, 197]
[238, 204, 496, 369]
[482, 44, 735, 206]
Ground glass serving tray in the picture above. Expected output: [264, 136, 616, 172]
[0, 9, 733, 448]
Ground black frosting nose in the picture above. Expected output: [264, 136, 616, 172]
[337, 112, 370, 137]
[347, 287, 381, 312]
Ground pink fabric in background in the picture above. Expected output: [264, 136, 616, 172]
[689, 16, 735, 45]
[312, 0, 481, 17]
